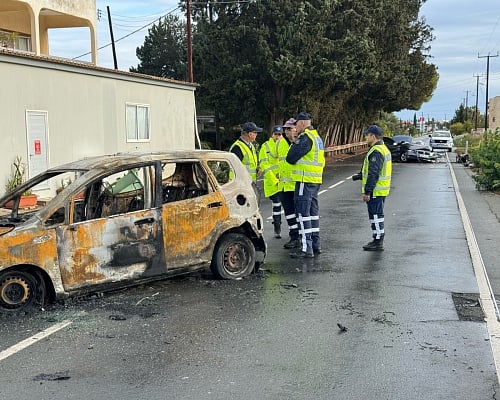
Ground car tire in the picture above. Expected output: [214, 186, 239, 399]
[0, 270, 44, 311]
[211, 233, 255, 279]
[400, 152, 408, 162]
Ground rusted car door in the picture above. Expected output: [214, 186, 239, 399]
[161, 161, 229, 268]
[56, 164, 165, 291]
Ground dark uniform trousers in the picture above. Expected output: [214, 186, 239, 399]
[294, 182, 320, 253]
[279, 190, 299, 240]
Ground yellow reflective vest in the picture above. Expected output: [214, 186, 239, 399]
[259, 138, 280, 197]
[361, 144, 392, 196]
[290, 128, 325, 184]
[229, 139, 258, 181]
[277, 138, 295, 192]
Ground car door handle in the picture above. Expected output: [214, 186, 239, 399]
[208, 201, 222, 208]
[135, 217, 155, 225]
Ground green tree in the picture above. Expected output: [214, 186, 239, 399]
[472, 129, 500, 190]
[130, 15, 187, 81]
[134, 0, 437, 147]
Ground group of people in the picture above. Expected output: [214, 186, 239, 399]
[230, 114, 391, 255]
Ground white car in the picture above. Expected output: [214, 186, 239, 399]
[428, 130, 454, 152]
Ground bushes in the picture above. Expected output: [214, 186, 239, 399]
[471, 129, 500, 191]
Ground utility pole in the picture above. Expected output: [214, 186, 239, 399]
[464, 90, 469, 121]
[107, 6, 118, 70]
[474, 74, 480, 133]
[478, 52, 499, 130]
[186, 0, 193, 83]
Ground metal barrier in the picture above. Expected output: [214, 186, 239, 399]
[324, 142, 368, 155]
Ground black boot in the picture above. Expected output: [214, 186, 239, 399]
[283, 238, 300, 249]
[273, 222, 281, 238]
[363, 239, 384, 251]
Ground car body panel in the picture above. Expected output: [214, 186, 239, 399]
[0, 150, 266, 306]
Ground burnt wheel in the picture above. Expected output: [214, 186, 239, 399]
[211, 233, 255, 279]
[0, 270, 42, 311]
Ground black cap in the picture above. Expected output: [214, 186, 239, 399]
[296, 112, 311, 121]
[241, 122, 263, 132]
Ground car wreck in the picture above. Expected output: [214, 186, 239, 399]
[384, 135, 437, 163]
[0, 150, 266, 311]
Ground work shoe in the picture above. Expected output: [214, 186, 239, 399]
[313, 248, 322, 255]
[362, 239, 384, 251]
[290, 250, 314, 259]
[273, 223, 281, 239]
[283, 238, 300, 249]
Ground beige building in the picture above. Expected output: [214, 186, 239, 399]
[0, 0, 98, 63]
[488, 96, 500, 131]
[0, 1, 198, 196]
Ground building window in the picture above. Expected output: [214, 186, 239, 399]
[126, 104, 150, 142]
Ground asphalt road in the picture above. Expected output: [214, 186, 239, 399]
[0, 153, 499, 400]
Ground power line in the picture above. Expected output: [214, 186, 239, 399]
[72, 6, 181, 60]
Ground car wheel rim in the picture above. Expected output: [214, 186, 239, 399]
[0, 276, 31, 307]
[223, 243, 248, 275]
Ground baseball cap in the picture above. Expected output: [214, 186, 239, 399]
[241, 121, 263, 133]
[363, 125, 383, 136]
[283, 118, 296, 128]
[296, 112, 311, 121]
[272, 125, 283, 134]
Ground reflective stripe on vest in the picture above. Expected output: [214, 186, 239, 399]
[277, 138, 295, 192]
[229, 140, 258, 181]
[290, 128, 325, 184]
[361, 144, 392, 196]
[259, 138, 280, 197]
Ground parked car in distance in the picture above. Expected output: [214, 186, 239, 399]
[383, 135, 437, 162]
[428, 130, 454, 152]
[0, 151, 266, 311]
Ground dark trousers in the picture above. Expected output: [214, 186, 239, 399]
[366, 196, 386, 239]
[279, 190, 299, 240]
[269, 192, 282, 226]
[294, 182, 320, 252]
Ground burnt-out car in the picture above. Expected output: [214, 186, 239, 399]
[0, 151, 266, 311]
[384, 135, 437, 163]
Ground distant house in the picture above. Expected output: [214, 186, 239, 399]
[488, 96, 500, 131]
[0, 0, 198, 196]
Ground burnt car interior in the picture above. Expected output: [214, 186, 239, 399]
[161, 162, 210, 203]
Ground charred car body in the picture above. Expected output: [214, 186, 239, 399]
[383, 135, 437, 163]
[0, 151, 266, 311]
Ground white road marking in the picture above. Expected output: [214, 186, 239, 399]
[0, 319, 72, 362]
[448, 160, 500, 386]
[328, 180, 345, 189]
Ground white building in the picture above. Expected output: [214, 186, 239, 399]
[0, 0, 198, 196]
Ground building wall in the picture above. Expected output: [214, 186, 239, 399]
[488, 96, 500, 131]
[0, 0, 97, 62]
[0, 50, 197, 194]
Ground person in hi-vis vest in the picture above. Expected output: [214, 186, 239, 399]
[278, 118, 300, 249]
[360, 125, 392, 251]
[229, 122, 261, 182]
[286, 112, 325, 259]
[259, 125, 283, 238]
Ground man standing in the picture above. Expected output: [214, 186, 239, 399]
[259, 125, 283, 238]
[361, 125, 392, 251]
[278, 118, 300, 249]
[286, 112, 325, 258]
[229, 122, 261, 182]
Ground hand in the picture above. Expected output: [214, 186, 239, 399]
[362, 194, 371, 202]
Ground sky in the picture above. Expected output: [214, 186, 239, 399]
[48, 0, 500, 125]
